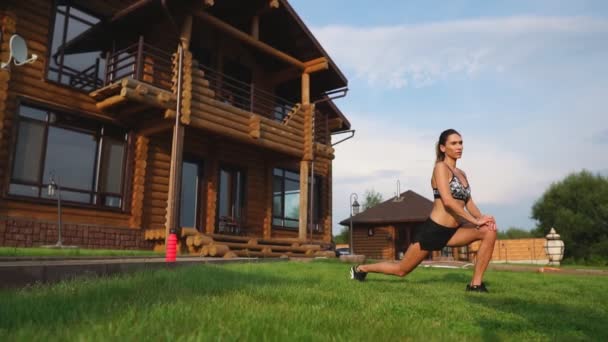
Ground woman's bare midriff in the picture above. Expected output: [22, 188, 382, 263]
[428, 198, 464, 228]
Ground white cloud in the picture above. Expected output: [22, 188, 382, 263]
[313, 16, 608, 88]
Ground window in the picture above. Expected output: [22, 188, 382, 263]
[217, 166, 246, 225]
[9, 103, 127, 209]
[272, 168, 322, 230]
[180, 160, 204, 229]
[47, 1, 104, 91]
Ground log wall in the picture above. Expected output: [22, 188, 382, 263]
[352, 224, 395, 260]
[0, 1, 138, 230]
[0, 0, 338, 248]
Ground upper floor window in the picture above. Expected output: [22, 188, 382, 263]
[47, 1, 104, 92]
[9, 103, 128, 209]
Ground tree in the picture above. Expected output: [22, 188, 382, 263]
[333, 226, 349, 244]
[362, 188, 383, 211]
[497, 227, 540, 240]
[532, 170, 608, 263]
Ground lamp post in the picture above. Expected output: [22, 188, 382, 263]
[47, 174, 63, 247]
[349, 193, 360, 255]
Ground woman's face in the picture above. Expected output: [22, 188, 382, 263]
[440, 133, 463, 160]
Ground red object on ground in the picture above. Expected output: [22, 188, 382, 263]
[166, 232, 177, 262]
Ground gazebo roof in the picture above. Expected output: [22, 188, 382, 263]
[339, 190, 433, 226]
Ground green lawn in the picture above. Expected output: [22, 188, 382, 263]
[1, 260, 606, 341]
[0, 247, 162, 257]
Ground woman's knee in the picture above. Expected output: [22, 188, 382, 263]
[483, 228, 497, 241]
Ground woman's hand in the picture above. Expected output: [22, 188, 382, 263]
[475, 215, 497, 231]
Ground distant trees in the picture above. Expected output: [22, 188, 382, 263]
[532, 170, 608, 264]
[333, 227, 349, 244]
[362, 189, 383, 211]
[497, 227, 540, 240]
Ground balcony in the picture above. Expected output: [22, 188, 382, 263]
[88, 36, 176, 115]
[86, 37, 331, 158]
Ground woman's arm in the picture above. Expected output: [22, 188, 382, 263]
[466, 197, 496, 230]
[434, 163, 485, 226]
[466, 197, 482, 219]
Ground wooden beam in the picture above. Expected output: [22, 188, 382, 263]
[181, 15, 193, 50]
[301, 73, 310, 105]
[304, 57, 327, 67]
[194, 10, 306, 69]
[136, 120, 173, 136]
[251, 15, 260, 40]
[304, 61, 328, 74]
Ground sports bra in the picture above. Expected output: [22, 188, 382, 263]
[432, 166, 471, 202]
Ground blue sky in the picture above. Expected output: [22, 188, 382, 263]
[290, 0, 608, 233]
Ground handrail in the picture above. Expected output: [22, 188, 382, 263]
[103, 36, 173, 90]
[197, 63, 297, 121]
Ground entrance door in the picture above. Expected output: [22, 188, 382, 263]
[180, 160, 204, 231]
[394, 224, 412, 260]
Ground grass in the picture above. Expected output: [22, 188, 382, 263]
[0, 247, 162, 257]
[1, 260, 607, 341]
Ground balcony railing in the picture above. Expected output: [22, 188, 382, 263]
[197, 63, 298, 122]
[104, 36, 173, 91]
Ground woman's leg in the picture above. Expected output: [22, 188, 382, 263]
[358, 242, 429, 277]
[446, 224, 497, 285]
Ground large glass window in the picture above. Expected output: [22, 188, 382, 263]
[9, 103, 127, 209]
[47, 1, 104, 91]
[272, 168, 322, 230]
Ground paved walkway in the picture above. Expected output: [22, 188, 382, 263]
[0, 256, 285, 289]
[419, 260, 608, 276]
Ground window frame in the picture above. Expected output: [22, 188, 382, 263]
[271, 168, 323, 231]
[215, 164, 247, 229]
[45, 0, 105, 93]
[179, 158, 205, 230]
[6, 100, 130, 212]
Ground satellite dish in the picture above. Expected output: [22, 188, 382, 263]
[1, 34, 38, 69]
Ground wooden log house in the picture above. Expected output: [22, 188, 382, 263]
[0, 0, 351, 257]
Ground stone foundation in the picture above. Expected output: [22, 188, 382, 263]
[0, 217, 154, 250]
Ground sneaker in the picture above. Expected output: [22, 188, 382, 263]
[350, 265, 368, 281]
[466, 282, 488, 293]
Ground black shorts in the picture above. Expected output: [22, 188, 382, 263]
[412, 218, 459, 251]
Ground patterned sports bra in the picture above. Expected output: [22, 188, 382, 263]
[432, 166, 471, 202]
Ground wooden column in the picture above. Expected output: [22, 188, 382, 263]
[251, 15, 260, 40]
[130, 135, 149, 228]
[298, 73, 312, 240]
[165, 16, 193, 243]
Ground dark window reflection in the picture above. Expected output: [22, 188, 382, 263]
[180, 161, 201, 228]
[48, 3, 104, 91]
[9, 103, 127, 209]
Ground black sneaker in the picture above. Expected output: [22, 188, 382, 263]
[466, 282, 488, 293]
[350, 265, 368, 281]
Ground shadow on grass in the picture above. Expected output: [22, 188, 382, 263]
[0, 264, 311, 333]
[468, 295, 608, 340]
[365, 269, 471, 285]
